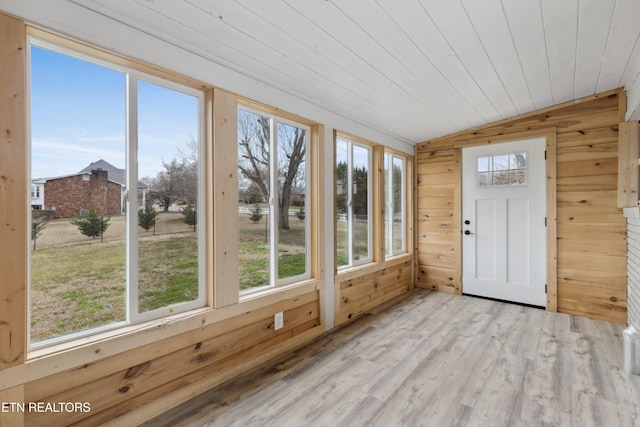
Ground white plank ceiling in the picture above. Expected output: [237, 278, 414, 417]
[60, 0, 640, 144]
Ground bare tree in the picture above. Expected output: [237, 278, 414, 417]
[152, 157, 197, 212]
[276, 123, 306, 230]
[238, 111, 270, 204]
[238, 110, 306, 230]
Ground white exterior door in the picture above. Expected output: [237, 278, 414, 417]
[462, 138, 546, 307]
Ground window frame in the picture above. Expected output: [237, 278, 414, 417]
[237, 105, 312, 296]
[384, 151, 408, 258]
[335, 136, 373, 269]
[27, 37, 208, 350]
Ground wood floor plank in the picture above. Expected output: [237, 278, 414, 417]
[143, 290, 640, 427]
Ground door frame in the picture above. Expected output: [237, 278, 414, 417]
[452, 128, 558, 311]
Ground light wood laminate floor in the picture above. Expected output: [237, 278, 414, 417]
[144, 289, 640, 426]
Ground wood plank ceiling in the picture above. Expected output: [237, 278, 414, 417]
[69, 0, 640, 144]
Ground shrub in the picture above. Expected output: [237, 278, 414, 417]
[71, 208, 110, 242]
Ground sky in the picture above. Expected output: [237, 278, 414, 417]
[30, 44, 199, 181]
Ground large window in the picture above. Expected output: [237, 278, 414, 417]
[237, 107, 310, 293]
[384, 152, 407, 257]
[28, 40, 205, 348]
[336, 137, 372, 268]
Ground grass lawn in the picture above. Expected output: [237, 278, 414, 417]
[31, 209, 308, 342]
[30, 213, 198, 343]
[238, 212, 307, 290]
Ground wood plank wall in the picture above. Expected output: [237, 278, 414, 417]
[335, 257, 413, 326]
[416, 89, 628, 324]
[22, 292, 321, 426]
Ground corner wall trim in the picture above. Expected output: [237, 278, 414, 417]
[624, 326, 640, 375]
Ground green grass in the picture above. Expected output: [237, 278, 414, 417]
[238, 214, 307, 289]
[31, 234, 198, 343]
[278, 252, 306, 279]
[31, 211, 312, 342]
[138, 236, 199, 313]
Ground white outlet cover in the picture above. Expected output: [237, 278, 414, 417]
[274, 312, 284, 330]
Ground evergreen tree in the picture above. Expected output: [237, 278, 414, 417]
[248, 202, 264, 223]
[31, 216, 47, 251]
[138, 200, 158, 234]
[182, 203, 197, 231]
[72, 208, 110, 242]
[296, 205, 305, 221]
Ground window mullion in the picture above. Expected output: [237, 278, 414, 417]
[366, 148, 372, 261]
[270, 118, 278, 286]
[126, 73, 139, 322]
[400, 158, 407, 253]
[387, 156, 394, 256]
[347, 144, 354, 266]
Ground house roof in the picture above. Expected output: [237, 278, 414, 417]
[35, 159, 147, 189]
[78, 159, 126, 186]
[78, 159, 148, 189]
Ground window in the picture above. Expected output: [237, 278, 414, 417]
[336, 137, 372, 268]
[237, 107, 310, 293]
[384, 153, 406, 257]
[477, 152, 527, 187]
[28, 40, 205, 348]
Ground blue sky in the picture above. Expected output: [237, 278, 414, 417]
[30, 45, 199, 180]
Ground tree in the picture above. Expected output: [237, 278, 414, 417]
[181, 203, 197, 232]
[238, 109, 306, 230]
[336, 161, 368, 219]
[243, 182, 263, 204]
[31, 216, 47, 251]
[336, 160, 348, 215]
[151, 157, 198, 212]
[72, 208, 110, 242]
[248, 202, 264, 223]
[138, 200, 158, 234]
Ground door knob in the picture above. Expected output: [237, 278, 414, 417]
[464, 230, 473, 235]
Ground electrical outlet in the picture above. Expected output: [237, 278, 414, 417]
[274, 312, 284, 330]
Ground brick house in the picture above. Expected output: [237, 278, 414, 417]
[33, 159, 144, 218]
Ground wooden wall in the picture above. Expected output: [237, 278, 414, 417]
[21, 292, 321, 426]
[416, 89, 628, 324]
[335, 257, 413, 326]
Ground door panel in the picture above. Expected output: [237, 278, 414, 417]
[462, 138, 546, 307]
[476, 199, 496, 280]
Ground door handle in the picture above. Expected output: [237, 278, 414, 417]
[464, 230, 473, 235]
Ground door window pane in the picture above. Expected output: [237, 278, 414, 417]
[476, 152, 527, 187]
